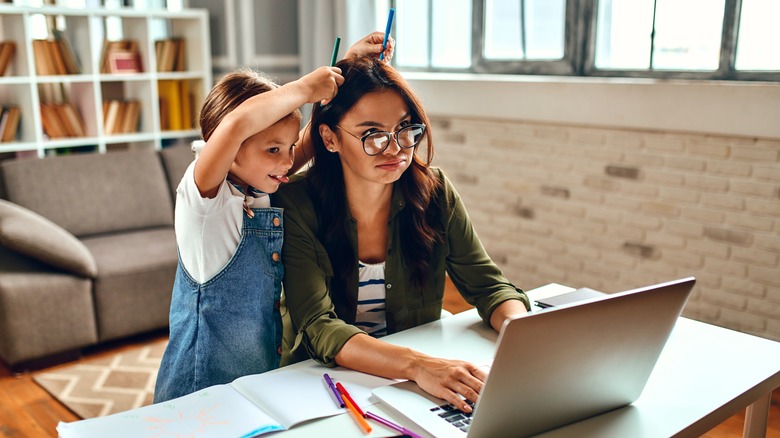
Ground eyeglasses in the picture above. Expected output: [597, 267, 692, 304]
[336, 123, 426, 156]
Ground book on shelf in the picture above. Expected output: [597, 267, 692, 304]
[103, 100, 141, 135]
[155, 37, 186, 72]
[56, 361, 394, 438]
[99, 39, 142, 74]
[31, 38, 78, 75]
[158, 80, 183, 130]
[40, 103, 86, 139]
[0, 41, 16, 76]
[52, 29, 81, 74]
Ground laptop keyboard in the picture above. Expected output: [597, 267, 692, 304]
[430, 401, 475, 433]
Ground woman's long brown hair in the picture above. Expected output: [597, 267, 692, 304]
[307, 57, 442, 298]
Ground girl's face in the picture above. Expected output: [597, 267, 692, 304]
[230, 116, 298, 193]
[325, 90, 417, 188]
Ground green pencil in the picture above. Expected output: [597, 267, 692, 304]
[330, 37, 341, 66]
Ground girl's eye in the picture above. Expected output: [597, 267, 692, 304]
[268, 147, 280, 154]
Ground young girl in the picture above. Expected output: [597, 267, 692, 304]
[153, 66, 343, 403]
[153, 32, 394, 403]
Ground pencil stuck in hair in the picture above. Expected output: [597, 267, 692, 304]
[330, 37, 341, 66]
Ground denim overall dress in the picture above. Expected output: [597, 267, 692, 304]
[154, 207, 284, 403]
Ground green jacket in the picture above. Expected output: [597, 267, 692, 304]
[273, 168, 529, 367]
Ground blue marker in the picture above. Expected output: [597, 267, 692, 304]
[379, 8, 395, 61]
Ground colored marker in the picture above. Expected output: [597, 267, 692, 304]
[343, 394, 372, 433]
[323, 373, 344, 407]
[379, 8, 395, 60]
[330, 36, 341, 66]
[366, 411, 423, 438]
[336, 382, 366, 417]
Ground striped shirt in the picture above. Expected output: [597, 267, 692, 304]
[356, 261, 387, 338]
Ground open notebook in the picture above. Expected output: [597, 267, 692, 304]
[373, 277, 696, 437]
[56, 362, 394, 438]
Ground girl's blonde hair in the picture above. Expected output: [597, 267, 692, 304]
[198, 68, 302, 142]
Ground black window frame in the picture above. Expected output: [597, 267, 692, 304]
[392, 0, 780, 82]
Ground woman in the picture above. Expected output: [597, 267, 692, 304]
[273, 57, 529, 412]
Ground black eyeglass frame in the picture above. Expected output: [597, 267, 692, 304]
[335, 123, 427, 156]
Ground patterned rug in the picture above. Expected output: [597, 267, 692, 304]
[33, 339, 167, 419]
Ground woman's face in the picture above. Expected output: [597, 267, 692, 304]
[326, 90, 417, 188]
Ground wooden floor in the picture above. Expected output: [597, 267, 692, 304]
[0, 289, 777, 437]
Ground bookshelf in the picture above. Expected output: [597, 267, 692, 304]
[0, 4, 212, 160]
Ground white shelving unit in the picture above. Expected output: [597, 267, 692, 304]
[0, 4, 212, 158]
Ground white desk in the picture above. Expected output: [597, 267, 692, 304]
[277, 284, 780, 437]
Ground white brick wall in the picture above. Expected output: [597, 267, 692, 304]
[430, 116, 780, 342]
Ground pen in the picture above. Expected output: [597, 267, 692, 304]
[336, 382, 366, 417]
[379, 8, 395, 60]
[343, 394, 373, 433]
[366, 411, 423, 438]
[330, 36, 341, 66]
[323, 373, 344, 407]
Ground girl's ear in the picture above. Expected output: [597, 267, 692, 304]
[319, 124, 339, 152]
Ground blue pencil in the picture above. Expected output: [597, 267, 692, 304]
[379, 8, 395, 60]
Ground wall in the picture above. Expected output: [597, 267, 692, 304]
[428, 114, 780, 342]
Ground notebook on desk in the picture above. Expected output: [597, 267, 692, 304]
[372, 277, 696, 438]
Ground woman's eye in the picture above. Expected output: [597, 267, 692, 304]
[399, 120, 411, 128]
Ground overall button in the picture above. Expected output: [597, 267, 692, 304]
[386, 283, 392, 289]
[272, 252, 280, 262]
[273, 217, 281, 227]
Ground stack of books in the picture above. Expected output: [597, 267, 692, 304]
[102, 99, 141, 135]
[32, 32, 80, 75]
[99, 39, 143, 74]
[158, 80, 193, 131]
[40, 103, 86, 139]
[155, 37, 186, 72]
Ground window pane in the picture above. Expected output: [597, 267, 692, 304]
[525, 0, 565, 59]
[395, 0, 430, 67]
[484, 0, 524, 60]
[653, 0, 724, 70]
[736, 0, 780, 70]
[431, 0, 471, 68]
[595, 0, 655, 69]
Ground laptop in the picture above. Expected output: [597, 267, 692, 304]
[372, 277, 696, 437]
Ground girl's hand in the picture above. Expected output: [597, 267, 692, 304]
[296, 66, 344, 105]
[410, 357, 487, 413]
[344, 31, 395, 63]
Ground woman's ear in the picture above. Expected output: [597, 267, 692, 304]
[319, 124, 339, 152]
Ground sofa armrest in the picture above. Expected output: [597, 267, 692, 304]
[0, 199, 97, 277]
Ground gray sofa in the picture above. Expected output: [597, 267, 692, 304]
[0, 146, 194, 370]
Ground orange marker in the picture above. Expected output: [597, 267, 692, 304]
[342, 393, 372, 433]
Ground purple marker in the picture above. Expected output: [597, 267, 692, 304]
[323, 373, 344, 408]
[366, 411, 423, 438]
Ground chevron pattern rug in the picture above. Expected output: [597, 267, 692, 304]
[33, 339, 167, 419]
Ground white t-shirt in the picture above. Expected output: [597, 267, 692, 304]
[175, 159, 270, 284]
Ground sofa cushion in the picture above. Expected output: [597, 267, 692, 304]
[0, 149, 173, 237]
[159, 144, 194, 201]
[0, 199, 97, 277]
[81, 227, 177, 341]
[0, 247, 98, 365]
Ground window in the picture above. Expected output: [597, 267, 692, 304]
[389, 0, 779, 81]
